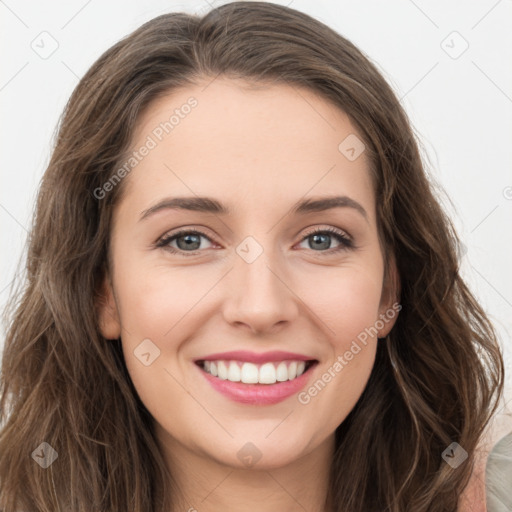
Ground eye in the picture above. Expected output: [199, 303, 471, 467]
[156, 226, 354, 256]
[297, 227, 353, 253]
[156, 229, 215, 255]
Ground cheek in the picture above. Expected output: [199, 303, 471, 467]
[299, 262, 384, 344]
[112, 263, 219, 398]
[298, 270, 380, 430]
[114, 262, 214, 339]
[113, 265, 198, 425]
[114, 249, 384, 356]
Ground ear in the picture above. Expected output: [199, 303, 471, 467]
[95, 273, 121, 340]
[377, 253, 401, 338]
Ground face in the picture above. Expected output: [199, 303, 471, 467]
[98, 77, 399, 471]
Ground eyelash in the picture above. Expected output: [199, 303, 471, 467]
[156, 226, 354, 256]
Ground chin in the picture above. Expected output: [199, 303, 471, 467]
[203, 433, 320, 472]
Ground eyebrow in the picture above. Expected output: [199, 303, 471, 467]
[139, 195, 369, 223]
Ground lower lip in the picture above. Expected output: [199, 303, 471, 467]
[196, 362, 317, 405]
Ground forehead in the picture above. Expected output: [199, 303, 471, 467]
[117, 77, 375, 223]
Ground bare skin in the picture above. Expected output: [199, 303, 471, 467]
[459, 445, 489, 511]
[97, 77, 399, 512]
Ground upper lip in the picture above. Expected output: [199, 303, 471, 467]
[195, 350, 316, 364]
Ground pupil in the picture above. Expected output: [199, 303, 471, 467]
[178, 234, 200, 250]
[311, 233, 330, 250]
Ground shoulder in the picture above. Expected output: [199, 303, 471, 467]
[459, 428, 512, 512]
[485, 430, 512, 512]
[458, 447, 488, 512]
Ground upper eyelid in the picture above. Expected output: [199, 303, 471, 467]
[159, 227, 215, 244]
[301, 225, 351, 240]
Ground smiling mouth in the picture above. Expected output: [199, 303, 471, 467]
[195, 359, 317, 385]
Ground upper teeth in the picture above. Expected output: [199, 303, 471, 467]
[202, 360, 308, 384]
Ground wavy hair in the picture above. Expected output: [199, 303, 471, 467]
[0, 2, 504, 511]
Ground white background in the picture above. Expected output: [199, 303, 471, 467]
[1, 0, 511, 442]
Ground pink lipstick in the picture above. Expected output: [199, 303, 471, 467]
[194, 350, 318, 405]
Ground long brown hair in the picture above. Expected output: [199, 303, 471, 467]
[0, 2, 504, 511]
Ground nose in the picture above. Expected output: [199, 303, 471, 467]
[222, 244, 299, 335]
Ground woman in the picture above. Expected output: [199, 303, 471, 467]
[0, 2, 504, 511]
